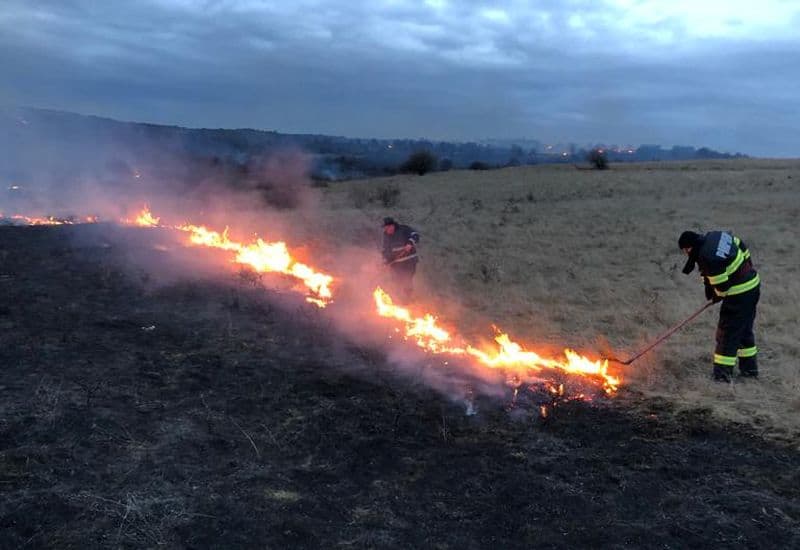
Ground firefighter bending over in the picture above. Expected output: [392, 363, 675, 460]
[382, 217, 420, 303]
[679, 230, 761, 382]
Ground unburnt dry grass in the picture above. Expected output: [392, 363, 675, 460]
[320, 159, 800, 443]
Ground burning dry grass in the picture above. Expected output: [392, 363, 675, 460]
[318, 159, 800, 442]
[111, 204, 616, 400]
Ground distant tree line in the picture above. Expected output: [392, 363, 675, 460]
[3, 108, 749, 186]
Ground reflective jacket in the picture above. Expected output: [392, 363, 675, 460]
[382, 224, 420, 264]
[695, 231, 760, 298]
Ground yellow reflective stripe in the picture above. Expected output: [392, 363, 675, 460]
[724, 273, 760, 296]
[733, 236, 751, 260]
[707, 272, 729, 285]
[707, 247, 746, 286]
[714, 354, 737, 366]
[725, 248, 745, 276]
[737, 346, 758, 358]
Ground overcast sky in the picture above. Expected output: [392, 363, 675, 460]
[1, 0, 798, 156]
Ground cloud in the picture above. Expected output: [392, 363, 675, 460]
[1, 0, 798, 156]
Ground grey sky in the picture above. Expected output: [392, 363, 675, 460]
[1, 0, 798, 156]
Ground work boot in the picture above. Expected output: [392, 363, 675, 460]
[712, 364, 733, 382]
[739, 357, 758, 378]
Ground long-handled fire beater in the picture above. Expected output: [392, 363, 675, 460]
[605, 302, 715, 365]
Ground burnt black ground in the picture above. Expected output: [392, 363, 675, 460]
[1, 225, 799, 549]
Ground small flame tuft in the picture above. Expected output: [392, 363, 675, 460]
[134, 206, 160, 227]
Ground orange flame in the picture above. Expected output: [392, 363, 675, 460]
[1, 214, 100, 226]
[134, 206, 160, 227]
[6, 215, 67, 225]
[129, 206, 333, 306]
[373, 287, 620, 393]
[373, 287, 455, 351]
[176, 222, 334, 305]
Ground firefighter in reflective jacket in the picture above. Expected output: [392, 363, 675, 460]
[679, 230, 761, 381]
[382, 217, 420, 303]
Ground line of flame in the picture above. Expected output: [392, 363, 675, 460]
[132, 207, 333, 306]
[4, 206, 621, 392]
[1, 214, 99, 225]
[373, 287, 620, 393]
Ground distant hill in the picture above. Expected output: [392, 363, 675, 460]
[0, 107, 748, 188]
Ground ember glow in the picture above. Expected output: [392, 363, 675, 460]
[373, 288, 620, 394]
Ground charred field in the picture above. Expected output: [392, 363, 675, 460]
[1, 222, 799, 548]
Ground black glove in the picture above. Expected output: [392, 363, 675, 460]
[705, 282, 723, 303]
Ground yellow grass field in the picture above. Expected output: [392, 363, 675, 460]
[319, 159, 800, 443]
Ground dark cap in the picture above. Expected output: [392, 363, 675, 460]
[383, 217, 396, 226]
[678, 230, 701, 250]
[679, 230, 703, 274]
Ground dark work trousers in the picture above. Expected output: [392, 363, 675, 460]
[388, 259, 417, 304]
[713, 286, 760, 380]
